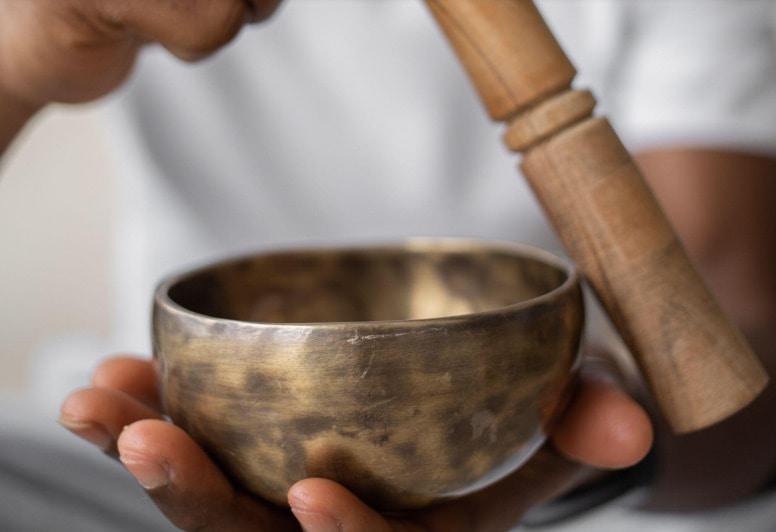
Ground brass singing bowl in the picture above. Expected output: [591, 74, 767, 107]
[153, 238, 584, 510]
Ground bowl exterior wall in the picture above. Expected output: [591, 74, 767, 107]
[154, 286, 582, 509]
[153, 241, 583, 510]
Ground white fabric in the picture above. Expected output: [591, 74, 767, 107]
[95, 0, 776, 358]
[35, 0, 774, 382]
[21, 0, 776, 530]
[0, 398, 177, 532]
[100, 0, 559, 355]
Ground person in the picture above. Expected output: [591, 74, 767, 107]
[1, 0, 774, 530]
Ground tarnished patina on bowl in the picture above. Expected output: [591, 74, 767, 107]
[152, 238, 583, 510]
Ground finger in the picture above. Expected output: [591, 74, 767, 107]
[421, 377, 652, 530]
[285, 376, 654, 532]
[410, 378, 652, 530]
[287, 454, 579, 532]
[59, 387, 163, 456]
[92, 356, 162, 410]
[118, 419, 297, 531]
[288, 478, 418, 532]
[244, 0, 284, 23]
[551, 378, 653, 469]
[95, 0, 281, 61]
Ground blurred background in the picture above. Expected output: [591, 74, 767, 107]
[0, 104, 115, 395]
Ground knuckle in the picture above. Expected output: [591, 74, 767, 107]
[175, 0, 247, 55]
[244, 0, 283, 24]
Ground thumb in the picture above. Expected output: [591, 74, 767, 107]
[552, 377, 654, 469]
[288, 478, 409, 532]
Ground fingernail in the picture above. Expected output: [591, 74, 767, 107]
[119, 452, 170, 490]
[58, 418, 113, 451]
[290, 508, 341, 532]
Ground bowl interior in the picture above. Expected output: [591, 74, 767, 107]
[165, 242, 571, 324]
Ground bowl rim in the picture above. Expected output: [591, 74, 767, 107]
[153, 237, 580, 329]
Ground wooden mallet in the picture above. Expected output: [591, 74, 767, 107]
[425, 0, 768, 433]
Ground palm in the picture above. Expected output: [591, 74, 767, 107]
[60, 356, 650, 531]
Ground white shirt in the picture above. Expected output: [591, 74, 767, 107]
[95, 0, 776, 353]
[33, 1, 776, 529]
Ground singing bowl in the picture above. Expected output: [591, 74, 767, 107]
[152, 238, 584, 510]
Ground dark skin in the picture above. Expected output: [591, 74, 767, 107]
[0, 0, 281, 150]
[2, 0, 774, 529]
[638, 150, 776, 510]
[59, 356, 650, 531]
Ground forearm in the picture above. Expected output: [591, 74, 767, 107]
[642, 149, 776, 350]
[637, 148, 776, 510]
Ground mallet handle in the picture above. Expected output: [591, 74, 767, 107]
[425, 0, 768, 433]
